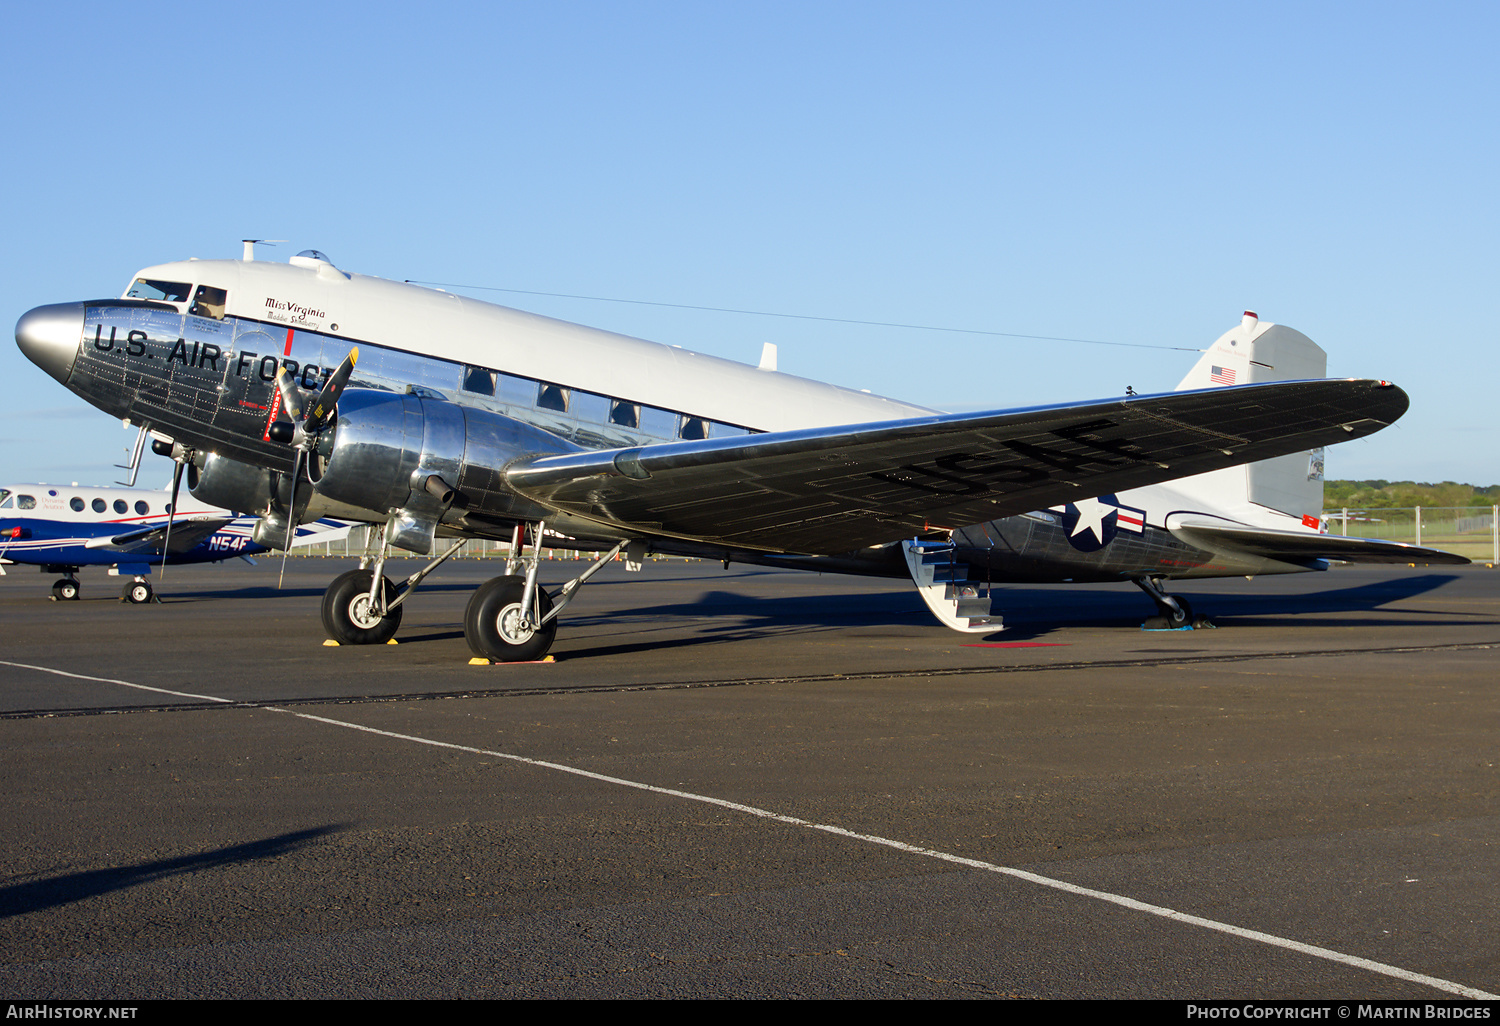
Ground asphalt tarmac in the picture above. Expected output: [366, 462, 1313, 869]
[0, 557, 1496, 999]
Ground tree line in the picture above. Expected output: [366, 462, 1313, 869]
[1324, 480, 1500, 509]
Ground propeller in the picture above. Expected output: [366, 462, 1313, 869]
[269, 348, 358, 586]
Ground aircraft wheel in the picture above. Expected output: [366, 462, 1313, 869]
[122, 580, 153, 604]
[1143, 597, 1192, 630]
[464, 575, 556, 662]
[321, 569, 402, 645]
[51, 578, 80, 602]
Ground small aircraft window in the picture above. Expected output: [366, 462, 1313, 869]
[18, 495, 36, 510]
[679, 416, 709, 441]
[126, 278, 192, 303]
[537, 383, 569, 413]
[113, 499, 128, 515]
[92, 498, 107, 513]
[710, 422, 750, 438]
[189, 285, 228, 319]
[462, 366, 497, 396]
[70, 497, 85, 512]
[135, 501, 149, 515]
[609, 400, 640, 429]
[0, 489, 9, 508]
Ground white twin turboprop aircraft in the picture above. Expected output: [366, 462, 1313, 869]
[15, 247, 1465, 661]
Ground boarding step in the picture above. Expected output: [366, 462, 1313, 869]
[900, 538, 1000, 634]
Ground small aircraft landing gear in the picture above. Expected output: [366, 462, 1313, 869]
[50, 576, 80, 601]
[120, 578, 154, 604]
[1134, 575, 1212, 630]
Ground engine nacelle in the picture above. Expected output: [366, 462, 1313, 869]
[313, 389, 575, 552]
[189, 451, 275, 515]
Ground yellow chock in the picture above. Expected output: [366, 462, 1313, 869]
[323, 639, 340, 647]
[387, 638, 398, 644]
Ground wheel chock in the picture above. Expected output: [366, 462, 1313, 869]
[469, 655, 556, 665]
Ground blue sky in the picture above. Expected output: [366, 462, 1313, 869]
[2, 1, 1495, 489]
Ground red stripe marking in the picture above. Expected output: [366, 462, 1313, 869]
[283, 327, 295, 356]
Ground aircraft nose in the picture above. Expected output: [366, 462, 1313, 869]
[15, 302, 84, 385]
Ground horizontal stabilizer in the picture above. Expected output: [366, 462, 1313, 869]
[1170, 520, 1471, 566]
[507, 378, 1409, 555]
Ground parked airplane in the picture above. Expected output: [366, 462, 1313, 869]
[15, 247, 1465, 657]
[0, 480, 351, 602]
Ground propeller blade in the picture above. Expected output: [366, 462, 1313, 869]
[274, 366, 307, 423]
[303, 348, 358, 434]
[159, 458, 186, 581]
[278, 450, 304, 590]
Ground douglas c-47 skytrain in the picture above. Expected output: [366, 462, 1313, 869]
[15, 246, 1466, 660]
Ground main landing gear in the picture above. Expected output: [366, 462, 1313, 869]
[120, 577, 154, 604]
[50, 575, 80, 601]
[1133, 575, 1213, 631]
[318, 520, 628, 662]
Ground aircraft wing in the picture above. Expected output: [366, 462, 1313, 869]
[1169, 520, 1471, 566]
[89, 518, 233, 556]
[505, 378, 1410, 555]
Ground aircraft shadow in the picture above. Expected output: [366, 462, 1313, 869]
[0, 825, 344, 919]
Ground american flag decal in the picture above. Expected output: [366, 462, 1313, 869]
[1210, 365, 1236, 385]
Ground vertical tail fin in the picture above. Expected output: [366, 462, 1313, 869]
[1174, 312, 1328, 520]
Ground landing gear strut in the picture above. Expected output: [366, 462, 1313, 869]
[1134, 575, 1212, 630]
[319, 519, 629, 662]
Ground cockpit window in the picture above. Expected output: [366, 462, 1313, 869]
[189, 285, 228, 319]
[0, 489, 9, 508]
[17, 495, 36, 510]
[126, 278, 192, 303]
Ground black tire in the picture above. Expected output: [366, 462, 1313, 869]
[122, 580, 153, 604]
[464, 575, 557, 662]
[321, 569, 402, 645]
[51, 578, 79, 601]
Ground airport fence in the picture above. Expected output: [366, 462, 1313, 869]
[1323, 506, 1499, 563]
[290, 508, 1500, 565]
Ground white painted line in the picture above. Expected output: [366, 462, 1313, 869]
[9, 658, 1496, 999]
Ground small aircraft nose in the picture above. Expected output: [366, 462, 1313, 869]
[15, 302, 84, 385]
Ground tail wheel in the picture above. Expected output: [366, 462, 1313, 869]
[122, 580, 153, 604]
[51, 578, 80, 601]
[321, 569, 402, 645]
[464, 575, 557, 662]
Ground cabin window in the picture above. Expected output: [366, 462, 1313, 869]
[710, 422, 750, 438]
[679, 416, 709, 441]
[537, 383, 569, 412]
[114, 500, 128, 515]
[92, 498, 107, 513]
[18, 495, 36, 510]
[126, 278, 192, 303]
[189, 285, 228, 319]
[462, 366, 497, 396]
[70, 497, 85, 512]
[609, 400, 640, 428]
[135, 501, 149, 515]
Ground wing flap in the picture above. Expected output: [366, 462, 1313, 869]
[505, 379, 1409, 555]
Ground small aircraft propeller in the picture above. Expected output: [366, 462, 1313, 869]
[269, 348, 358, 586]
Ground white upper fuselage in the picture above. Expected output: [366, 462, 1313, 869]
[125, 254, 934, 433]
